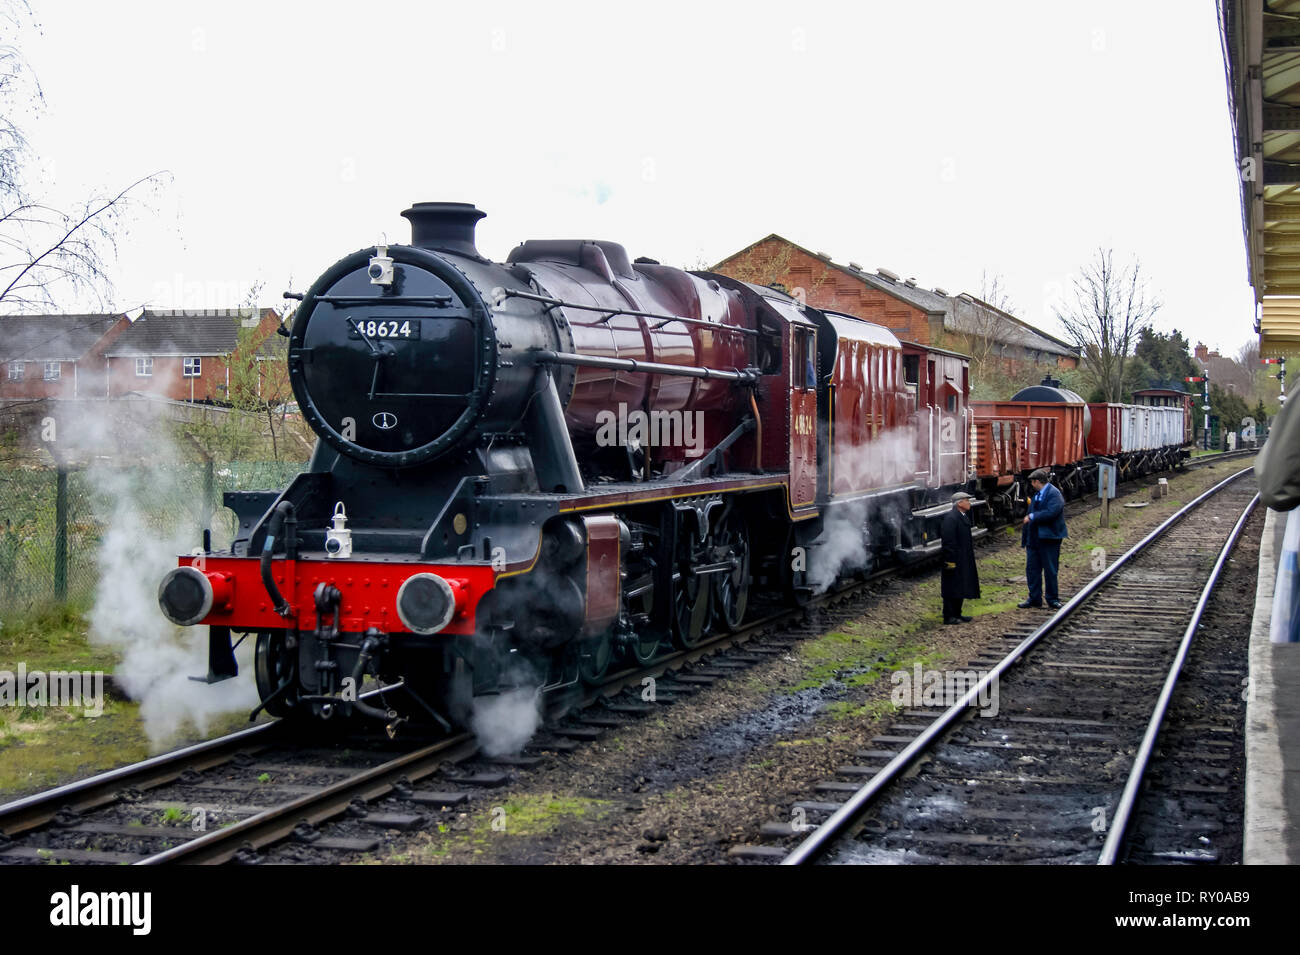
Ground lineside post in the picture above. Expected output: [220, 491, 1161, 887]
[1097, 457, 1115, 528]
[54, 465, 67, 602]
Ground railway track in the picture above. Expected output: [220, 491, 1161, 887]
[0, 455, 1253, 865]
[773, 465, 1258, 865]
[0, 595, 819, 864]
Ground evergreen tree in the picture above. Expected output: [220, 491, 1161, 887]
[1134, 328, 1198, 388]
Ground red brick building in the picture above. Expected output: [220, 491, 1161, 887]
[712, 235, 1079, 368]
[102, 308, 287, 402]
[1193, 342, 1253, 396]
[0, 313, 131, 400]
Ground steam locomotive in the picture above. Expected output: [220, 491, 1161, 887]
[156, 203, 1190, 733]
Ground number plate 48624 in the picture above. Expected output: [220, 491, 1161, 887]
[347, 319, 421, 340]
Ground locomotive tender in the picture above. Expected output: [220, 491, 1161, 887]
[156, 203, 1190, 732]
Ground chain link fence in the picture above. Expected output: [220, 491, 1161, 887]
[0, 458, 305, 620]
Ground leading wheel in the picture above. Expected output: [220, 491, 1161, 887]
[254, 629, 302, 719]
[578, 634, 614, 684]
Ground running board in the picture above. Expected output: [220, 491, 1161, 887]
[911, 499, 987, 519]
[893, 526, 989, 562]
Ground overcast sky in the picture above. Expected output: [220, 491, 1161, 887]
[15, 0, 1255, 356]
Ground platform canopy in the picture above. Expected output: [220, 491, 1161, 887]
[1221, 1, 1300, 357]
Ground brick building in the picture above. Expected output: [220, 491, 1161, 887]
[1193, 342, 1253, 396]
[712, 234, 1079, 368]
[0, 313, 131, 400]
[102, 308, 287, 402]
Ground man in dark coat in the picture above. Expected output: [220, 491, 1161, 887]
[941, 491, 980, 624]
[1020, 468, 1067, 609]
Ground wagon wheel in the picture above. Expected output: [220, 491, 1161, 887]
[254, 630, 302, 719]
[711, 511, 751, 632]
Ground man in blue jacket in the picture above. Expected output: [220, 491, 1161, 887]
[1019, 468, 1067, 609]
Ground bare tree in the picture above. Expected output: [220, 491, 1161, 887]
[953, 271, 1019, 371]
[1236, 339, 1260, 367]
[979, 271, 1016, 316]
[716, 239, 795, 287]
[1, 174, 165, 310]
[1054, 248, 1161, 402]
[0, 2, 165, 312]
[0, 3, 37, 207]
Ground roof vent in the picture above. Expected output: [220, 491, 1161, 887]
[903, 277, 917, 287]
[848, 261, 863, 271]
[815, 251, 831, 261]
[933, 287, 949, 296]
[876, 267, 899, 281]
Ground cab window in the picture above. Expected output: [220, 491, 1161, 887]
[804, 330, 816, 389]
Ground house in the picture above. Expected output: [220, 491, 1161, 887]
[711, 234, 1080, 369]
[0, 313, 131, 400]
[254, 332, 291, 402]
[102, 308, 286, 403]
[1192, 342, 1253, 396]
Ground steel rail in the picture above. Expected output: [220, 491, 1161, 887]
[4, 459, 1245, 857]
[0, 721, 279, 838]
[0, 682, 402, 839]
[1097, 491, 1261, 864]
[781, 464, 1256, 865]
[134, 734, 477, 865]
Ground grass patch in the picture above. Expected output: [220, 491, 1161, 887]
[0, 697, 150, 795]
[790, 626, 944, 694]
[0, 605, 117, 672]
[824, 698, 901, 721]
[476, 794, 610, 838]
[383, 793, 611, 863]
[0, 693, 254, 799]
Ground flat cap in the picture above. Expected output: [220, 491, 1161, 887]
[1029, 469, 1050, 482]
[950, 491, 975, 502]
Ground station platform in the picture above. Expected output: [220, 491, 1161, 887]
[1246, 507, 1300, 864]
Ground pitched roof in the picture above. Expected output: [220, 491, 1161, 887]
[256, 332, 288, 359]
[1134, 383, 1193, 396]
[103, 308, 261, 357]
[949, 294, 1080, 358]
[715, 234, 1080, 360]
[0, 313, 125, 362]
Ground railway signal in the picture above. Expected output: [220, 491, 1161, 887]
[1185, 374, 1210, 449]
[1262, 357, 1287, 404]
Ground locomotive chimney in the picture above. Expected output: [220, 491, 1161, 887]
[401, 202, 486, 258]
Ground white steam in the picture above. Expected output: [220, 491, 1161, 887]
[78, 405, 259, 751]
[807, 499, 873, 594]
[806, 424, 923, 594]
[470, 661, 542, 756]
